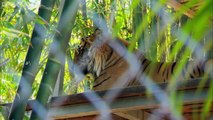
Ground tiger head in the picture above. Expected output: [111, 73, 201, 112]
[73, 32, 94, 75]
[74, 29, 129, 78]
[73, 29, 107, 76]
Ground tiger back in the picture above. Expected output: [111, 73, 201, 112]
[74, 29, 212, 91]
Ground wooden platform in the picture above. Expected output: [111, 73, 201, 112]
[48, 79, 213, 120]
[1, 79, 212, 120]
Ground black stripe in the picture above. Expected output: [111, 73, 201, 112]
[143, 62, 150, 72]
[80, 42, 87, 55]
[94, 71, 107, 81]
[93, 76, 111, 88]
[190, 74, 194, 79]
[171, 62, 176, 74]
[104, 57, 123, 70]
[105, 52, 117, 67]
[157, 63, 164, 73]
[201, 60, 206, 74]
[142, 58, 147, 65]
[106, 48, 113, 62]
[197, 66, 201, 75]
[129, 78, 137, 86]
[193, 67, 196, 75]
[166, 67, 170, 80]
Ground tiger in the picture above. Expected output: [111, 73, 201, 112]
[73, 29, 212, 91]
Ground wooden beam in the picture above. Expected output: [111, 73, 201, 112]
[47, 79, 211, 119]
[114, 111, 142, 120]
[48, 88, 209, 119]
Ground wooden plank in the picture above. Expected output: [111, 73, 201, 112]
[48, 94, 158, 119]
[143, 111, 159, 120]
[49, 79, 210, 107]
[114, 110, 146, 120]
[114, 112, 141, 120]
[56, 114, 126, 120]
[48, 86, 209, 119]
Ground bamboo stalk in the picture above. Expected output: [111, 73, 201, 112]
[8, 0, 56, 119]
[132, 0, 144, 51]
[30, 0, 79, 119]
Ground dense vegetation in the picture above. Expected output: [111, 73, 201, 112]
[0, 0, 212, 119]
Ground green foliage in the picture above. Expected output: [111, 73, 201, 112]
[0, 0, 34, 103]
